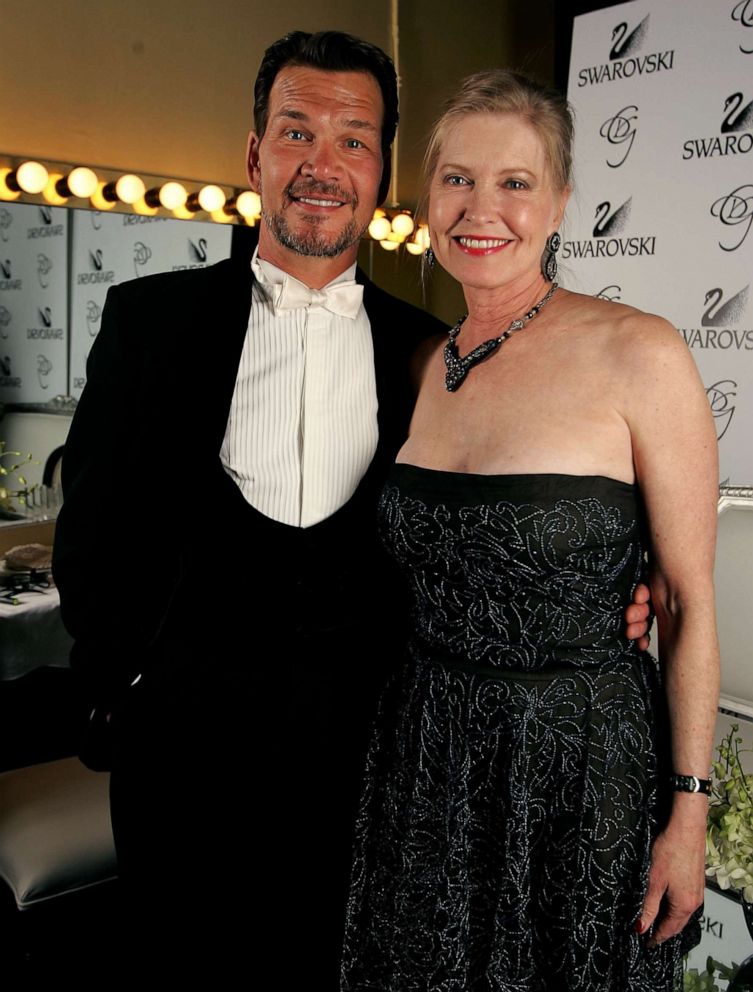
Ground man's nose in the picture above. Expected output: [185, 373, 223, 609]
[300, 142, 341, 182]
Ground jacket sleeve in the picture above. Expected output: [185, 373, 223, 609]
[52, 283, 182, 710]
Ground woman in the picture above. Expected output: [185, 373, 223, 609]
[341, 71, 719, 991]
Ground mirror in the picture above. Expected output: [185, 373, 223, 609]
[716, 486, 753, 718]
[0, 200, 255, 506]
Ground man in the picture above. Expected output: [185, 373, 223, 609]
[53, 30, 650, 982]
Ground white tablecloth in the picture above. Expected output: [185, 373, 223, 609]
[0, 585, 73, 680]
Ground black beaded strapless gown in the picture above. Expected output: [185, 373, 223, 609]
[341, 465, 700, 992]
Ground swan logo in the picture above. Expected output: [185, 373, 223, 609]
[594, 285, 622, 302]
[173, 237, 210, 271]
[0, 354, 21, 387]
[679, 287, 752, 350]
[133, 241, 152, 278]
[562, 198, 656, 260]
[732, 0, 753, 54]
[683, 92, 753, 159]
[37, 354, 52, 390]
[0, 257, 21, 290]
[77, 247, 115, 285]
[577, 15, 675, 88]
[86, 300, 102, 337]
[27, 307, 63, 340]
[0, 208, 13, 242]
[710, 184, 753, 252]
[599, 106, 638, 168]
[0, 305, 11, 339]
[706, 380, 737, 440]
[37, 253, 53, 288]
[27, 205, 64, 238]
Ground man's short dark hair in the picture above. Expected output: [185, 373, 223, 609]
[253, 30, 398, 204]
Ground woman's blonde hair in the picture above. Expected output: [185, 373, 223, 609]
[419, 69, 574, 228]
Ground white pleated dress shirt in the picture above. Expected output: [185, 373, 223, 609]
[219, 250, 379, 528]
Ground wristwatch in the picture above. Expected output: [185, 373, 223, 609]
[669, 773, 712, 796]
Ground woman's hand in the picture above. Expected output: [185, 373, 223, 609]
[637, 797, 707, 945]
[625, 582, 652, 651]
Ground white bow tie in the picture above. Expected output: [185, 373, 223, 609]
[265, 275, 364, 320]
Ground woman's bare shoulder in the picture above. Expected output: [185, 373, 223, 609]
[558, 289, 684, 360]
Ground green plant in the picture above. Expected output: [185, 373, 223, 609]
[0, 440, 34, 512]
[684, 957, 741, 992]
[706, 724, 753, 902]
[682, 957, 738, 992]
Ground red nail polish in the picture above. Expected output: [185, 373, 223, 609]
[634, 919, 646, 934]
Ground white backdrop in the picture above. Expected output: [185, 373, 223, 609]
[69, 211, 232, 398]
[566, 0, 753, 485]
[0, 203, 68, 404]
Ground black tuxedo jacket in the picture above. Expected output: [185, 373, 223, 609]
[53, 248, 446, 714]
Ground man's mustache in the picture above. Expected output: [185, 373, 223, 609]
[286, 182, 356, 206]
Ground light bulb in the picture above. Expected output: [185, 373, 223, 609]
[0, 168, 21, 201]
[391, 212, 415, 238]
[44, 174, 68, 206]
[115, 174, 146, 204]
[133, 197, 158, 216]
[67, 167, 98, 198]
[415, 225, 431, 250]
[158, 182, 188, 210]
[198, 185, 225, 212]
[210, 208, 233, 224]
[368, 217, 391, 240]
[380, 239, 400, 252]
[406, 242, 423, 255]
[235, 191, 261, 218]
[16, 161, 49, 194]
[90, 181, 117, 211]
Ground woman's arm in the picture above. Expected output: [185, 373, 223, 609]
[618, 313, 720, 945]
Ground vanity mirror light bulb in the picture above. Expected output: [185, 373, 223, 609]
[368, 217, 391, 241]
[90, 181, 117, 211]
[0, 169, 21, 200]
[415, 225, 431, 250]
[171, 203, 195, 220]
[115, 174, 146, 204]
[197, 185, 225, 213]
[235, 191, 261, 218]
[380, 239, 400, 252]
[44, 173, 69, 206]
[159, 182, 188, 210]
[15, 161, 49, 194]
[67, 167, 98, 199]
[133, 196, 159, 217]
[210, 208, 233, 224]
[391, 212, 415, 238]
[406, 242, 424, 255]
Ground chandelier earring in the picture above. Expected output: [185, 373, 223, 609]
[541, 231, 561, 282]
[424, 246, 436, 269]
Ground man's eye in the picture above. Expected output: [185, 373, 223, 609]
[346, 138, 365, 149]
[287, 130, 307, 140]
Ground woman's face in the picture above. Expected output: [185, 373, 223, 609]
[428, 112, 569, 292]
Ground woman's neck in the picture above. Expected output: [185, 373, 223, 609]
[461, 273, 553, 340]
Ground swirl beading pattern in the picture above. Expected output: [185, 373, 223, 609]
[341, 467, 699, 992]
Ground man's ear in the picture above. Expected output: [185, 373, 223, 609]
[246, 131, 262, 191]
